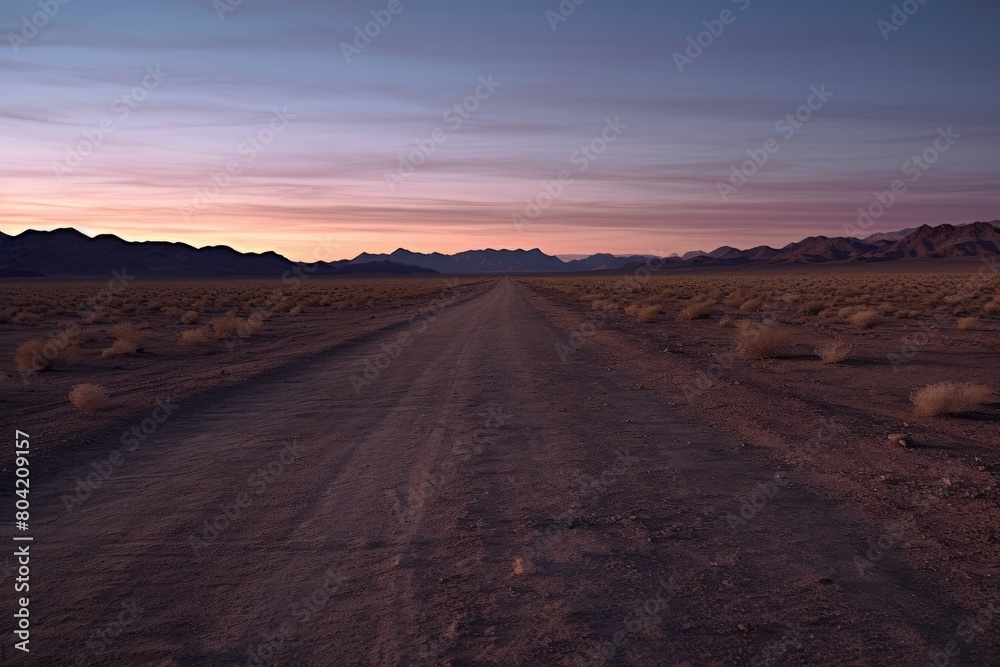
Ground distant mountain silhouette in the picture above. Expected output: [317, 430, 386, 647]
[768, 236, 879, 263]
[0, 228, 435, 278]
[562, 253, 656, 271]
[349, 248, 567, 274]
[1, 221, 996, 278]
[860, 221, 1000, 261]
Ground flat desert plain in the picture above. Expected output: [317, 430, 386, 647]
[1, 269, 998, 666]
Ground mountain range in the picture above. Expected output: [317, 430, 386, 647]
[0, 221, 996, 278]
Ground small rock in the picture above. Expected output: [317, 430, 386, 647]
[887, 433, 915, 448]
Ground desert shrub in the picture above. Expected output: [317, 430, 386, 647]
[578, 293, 604, 301]
[179, 327, 213, 346]
[102, 340, 136, 358]
[736, 319, 794, 359]
[636, 304, 662, 323]
[591, 300, 608, 311]
[12, 312, 42, 326]
[723, 293, 746, 308]
[102, 322, 149, 358]
[911, 382, 993, 417]
[678, 301, 713, 320]
[849, 310, 881, 329]
[816, 338, 852, 364]
[15, 339, 53, 373]
[209, 314, 241, 338]
[984, 301, 1000, 316]
[718, 315, 735, 327]
[956, 317, 978, 330]
[180, 310, 200, 325]
[739, 299, 764, 312]
[69, 384, 110, 412]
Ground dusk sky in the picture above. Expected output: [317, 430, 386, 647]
[2, 0, 998, 261]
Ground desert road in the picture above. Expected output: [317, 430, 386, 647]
[23, 277, 989, 665]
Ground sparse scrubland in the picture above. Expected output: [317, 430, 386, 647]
[519, 269, 999, 553]
[516, 270, 998, 663]
[1, 277, 491, 414]
[521, 272, 998, 413]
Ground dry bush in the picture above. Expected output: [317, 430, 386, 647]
[12, 312, 42, 326]
[209, 314, 245, 338]
[15, 339, 53, 373]
[723, 293, 746, 308]
[739, 299, 764, 312]
[849, 310, 881, 329]
[816, 338, 852, 365]
[102, 339, 136, 358]
[636, 304, 662, 323]
[578, 293, 604, 301]
[180, 310, 200, 325]
[718, 315, 735, 327]
[911, 382, 993, 417]
[591, 300, 608, 311]
[736, 319, 794, 359]
[102, 322, 149, 358]
[69, 384, 110, 413]
[678, 301, 713, 320]
[984, 301, 1000, 316]
[179, 327, 213, 346]
[956, 317, 978, 330]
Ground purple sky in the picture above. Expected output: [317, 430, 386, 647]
[1, 0, 998, 260]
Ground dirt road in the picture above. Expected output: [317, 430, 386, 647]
[23, 277, 994, 665]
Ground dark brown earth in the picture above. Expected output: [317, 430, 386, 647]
[5, 277, 999, 666]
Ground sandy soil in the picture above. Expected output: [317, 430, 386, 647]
[1, 277, 997, 665]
